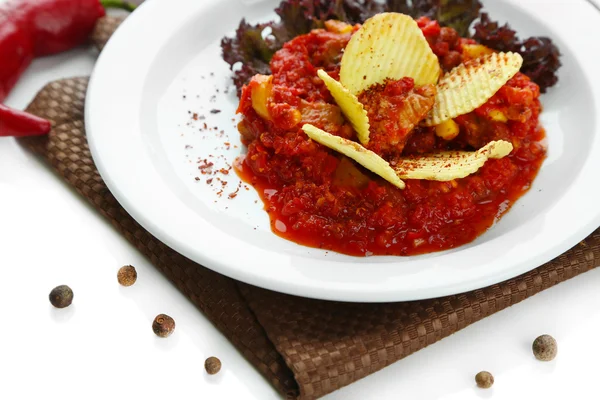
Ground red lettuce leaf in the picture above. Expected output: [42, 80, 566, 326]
[222, 1, 561, 95]
[221, 0, 386, 96]
[387, 0, 482, 37]
[221, 19, 276, 94]
[473, 13, 561, 92]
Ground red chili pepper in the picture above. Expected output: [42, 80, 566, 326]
[0, 104, 51, 137]
[0, 0, 136, 137]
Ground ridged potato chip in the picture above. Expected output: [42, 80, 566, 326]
[424, 52, 523, 126]
[394, 140, 513, 181]
[317, 70, 371, 145]
[340, 13, 441, 95]
[302, 124, 406, 189]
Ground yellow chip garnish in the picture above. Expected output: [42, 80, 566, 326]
[424, 52, 523, 126]
[302, 124, 405, 189]
[340, 12, 441, 95]
[317, 70, 371, 145]
[394, 140, 513, 181]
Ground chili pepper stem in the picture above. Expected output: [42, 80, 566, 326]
[100, 0, 137, 12]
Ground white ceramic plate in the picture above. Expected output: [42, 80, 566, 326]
[87, 0, 600, 302]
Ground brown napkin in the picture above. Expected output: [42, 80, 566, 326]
[18, 16, 600, 400]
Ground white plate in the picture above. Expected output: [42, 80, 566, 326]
[87, 0, 600, 302]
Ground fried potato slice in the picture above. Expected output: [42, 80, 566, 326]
[302, 124, 406, 189]
[317, 70, 371, 145]
[424, 52, 523, 126]
[394, 140, 513, 181]
[340, 13, 441, 95]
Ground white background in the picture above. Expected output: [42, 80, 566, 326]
[2, 3, 600, 400]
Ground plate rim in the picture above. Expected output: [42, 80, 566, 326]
[86, 0, 600, 302]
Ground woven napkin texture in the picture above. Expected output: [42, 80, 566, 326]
[17, 16, 600, 400]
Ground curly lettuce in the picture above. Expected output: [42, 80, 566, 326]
[473, 13, 561, 93]
[221, 0, 561, 95]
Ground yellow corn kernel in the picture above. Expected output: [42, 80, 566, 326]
[325, 20, 353, 34]
[291, 109, 302, 126]
[439, 182, 453, 193]
[462, 44, 494, 60]
[251, 75, 273, 120]
[488, 109, 508, 123]
[435, 119, 460, 140]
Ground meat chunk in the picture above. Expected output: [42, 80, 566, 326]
[358, 78, 436, 157]
[299, 100, 344, 134]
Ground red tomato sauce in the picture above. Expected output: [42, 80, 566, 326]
[235, 18, 546, 257]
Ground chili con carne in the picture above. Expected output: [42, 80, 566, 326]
[236, 23, 546, 257]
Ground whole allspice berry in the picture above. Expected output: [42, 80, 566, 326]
[152, 314, 175, 338]
[205, 356, 222, 375]
[117, 265, 137, 286]
[475, 371, 494, 389]
[49, 285, 74, 308]
[532, 334, 557, 361]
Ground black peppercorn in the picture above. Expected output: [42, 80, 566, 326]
[475, 371, 494, 389]
[117, 265, 137, 286]
[205, 356, 221, 375]
[152, 314, 175, 337]
[532, 334, 557, 361]
[49, 285, 73, 308]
